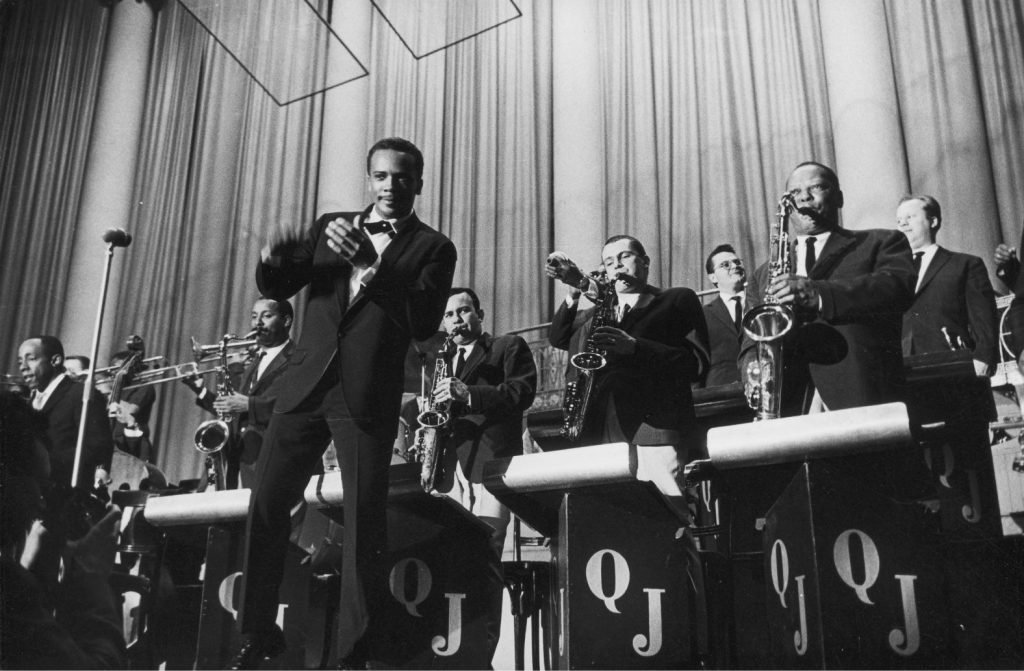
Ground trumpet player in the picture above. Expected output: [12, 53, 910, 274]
[547, 235, 709, 490]
[181, 297, 295, 489]
[896, 194, 997, 376]
[740, 162, 916, 415]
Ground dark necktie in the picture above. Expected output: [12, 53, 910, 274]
[453, 347, 467, 379]
[805, 236, 817, 275]
[913, 251, 924, 273]
[731, 296, 743, 331]
[247, 351, 266, 393]
[618, 302, 631, 322]
[361, 220, 396, 238]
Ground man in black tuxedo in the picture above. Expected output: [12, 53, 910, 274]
[17, 335, 112, 490]
[897, 195, 997, 375]
[741, 162, 917, 414]
[428, 286, 537, 662]
[231, 138, 456, 669]
[183, 297, 296, 489]
[546, 235, 709, 487]
[702, 244, 747, 387]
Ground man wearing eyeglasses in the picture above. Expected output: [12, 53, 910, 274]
[702, 244, 747, 387]
[740, 162, 916, 414]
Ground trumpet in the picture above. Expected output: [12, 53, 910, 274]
[2, 373, 29, 398]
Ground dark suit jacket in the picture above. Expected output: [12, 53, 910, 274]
[38, 376, 113, 488]
[742, 227, 916, 412]
[703, 295, 743, 387]
[444, 333, 537, 482]
[195, 340, 296, 463]
[256, 208, 456, 437]
[902, 246, 998, 366]
[550, 286, 710, 444]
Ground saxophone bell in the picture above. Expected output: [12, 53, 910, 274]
[194, 419, 230, 454]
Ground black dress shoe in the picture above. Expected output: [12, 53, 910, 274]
[226, 627, 287, 670]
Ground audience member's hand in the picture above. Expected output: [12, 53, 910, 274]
[767, 274, 821, 311]
[67, 507, 121, 578]
[326, 216, 378, 269]
[212, 392, 249, 415]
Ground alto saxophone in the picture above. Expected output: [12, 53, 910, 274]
[561, 271, 617, 441]
[741, 193, 797, 420]
[410, 325, 466, 493]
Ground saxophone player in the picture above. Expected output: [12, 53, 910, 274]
[740, 162, 917, 414]
[547, 235, 709, 493]
[428, 286, 537, 663]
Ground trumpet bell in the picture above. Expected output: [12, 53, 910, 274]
[194, 418, 229, 453]
[741, 304, 795, 342]
[417, 410, 449, 428]
[570, 351, 606, 372]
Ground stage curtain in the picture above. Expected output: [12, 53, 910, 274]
[106, 0, 324, 483]
[0, 0, 108, 365]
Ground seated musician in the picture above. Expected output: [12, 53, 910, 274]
[427, 287, 537, 663]
[546, 235, 709, 499]
[182, 297, 295, 489]
[740, 162, 916, 415]
[897, 194, 997, 376]
[701, 243, 748, 387]
[17, 335, 113, 490]
[63, 355, 90, 382]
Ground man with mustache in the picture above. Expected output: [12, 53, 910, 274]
[741, 161, 917, 415]
[182, 297, 295, 489]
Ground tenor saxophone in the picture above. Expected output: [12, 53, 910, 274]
[561, 272, 617, 441]
[741, 193, 797, 420]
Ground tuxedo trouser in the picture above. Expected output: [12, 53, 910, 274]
[239, 370, 392, 659]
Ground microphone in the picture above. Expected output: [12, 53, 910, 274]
[102, 228, 133, 247]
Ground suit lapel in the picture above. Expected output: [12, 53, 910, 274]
[459, 333, 491, 381]
[618, 286, 659, 330]
[917, 247, 949, 294]
[709, 296, 737, 334]
[40, 376, 74, 414]
[808, 230, 856, 279]
[341, 213, 423, 323]
[251, 341, 295, 394]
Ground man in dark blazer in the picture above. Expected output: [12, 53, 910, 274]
[183, 297, 296, 489]
[230, 138, 456, 669]
[427, 286, 537, 662]
[702, 243, 747, 387]
[17, 335, 112, 490]
[741, 162, 917, 414]
[547, 235, 710, 453]
[897, 194, 997, 375]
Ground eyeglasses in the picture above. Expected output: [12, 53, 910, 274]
[716, 259, 744, 270]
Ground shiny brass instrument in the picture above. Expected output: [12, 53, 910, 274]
[409, 326, 466, 493]
[561, 271, 617, 441]
[193, 331, 258, 454]
[742, 193, 797, 421]
[1, 373, 29, 397]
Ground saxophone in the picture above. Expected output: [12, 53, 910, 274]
[741, 193, 797, 421]
[410, 325, 466, 493]
[561, 272, 617, 441]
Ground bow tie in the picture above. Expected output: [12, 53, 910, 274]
[361, 220, 396, 238]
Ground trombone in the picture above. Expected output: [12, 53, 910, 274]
[96, 334, 258, 390]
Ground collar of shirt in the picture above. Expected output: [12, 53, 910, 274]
[365, 209, 415, 235]
[718, 289, 744, 305]
[456, 342, 476, 360]
[256, 340, 289, 379]
[33, 372, 67, 409]
[795, 231, 831, 275]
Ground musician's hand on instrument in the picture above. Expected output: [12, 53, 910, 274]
[326, 216, 378, 269]
[181, 373, 204, 393]
[546, 252, 587, 288]
[213, 392, 249, 415]
[109, 401, 141, 427]
[432, 377, 469, 404]
[592, 326, 636, 356]
[995, 243, 1017, 269]
[768, 274, 821, 311]
[93, 466, 112, 490]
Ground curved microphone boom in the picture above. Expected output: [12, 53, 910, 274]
[102, 228, 133, 247]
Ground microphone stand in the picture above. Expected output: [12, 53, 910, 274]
[71, 236, 124, 487]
